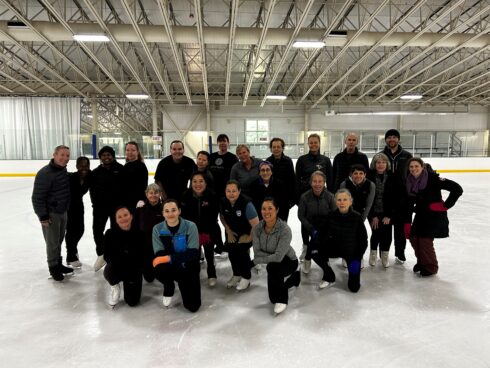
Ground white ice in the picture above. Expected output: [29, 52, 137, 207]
[1, 173, 489, 368]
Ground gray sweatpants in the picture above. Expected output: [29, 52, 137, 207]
[42, 212, 67, 267]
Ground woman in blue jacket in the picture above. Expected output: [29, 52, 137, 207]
[152, 199, 201, 313]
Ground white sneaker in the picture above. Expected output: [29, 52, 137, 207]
[274, 303, 287, 314]
[94, 255, 106, 272]
[227, 276, 241, 289]
[109, 284, 120, 306]
[369, 250, 377, 267]
[299, 244, 307, 262]
[68, 260, 82, 268]
[302, 260, 311, 274]
[319, 280, 335, 289]
[381, 251, 390, 268]
[236, 278, 250, 291]
[162, 296, 172, 307]
[208, 278, 217, 287]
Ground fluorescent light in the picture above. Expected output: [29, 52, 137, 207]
[126, 94, 150, 100]
[328, 30, 348, 38]
[293, 41, 325, 48]
[265, 95, 287, 100]
[400, 94, 423, 100]
[87, 114, 93, 118]
[73, 34, 110, 42]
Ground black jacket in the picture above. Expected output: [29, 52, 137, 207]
[317, 208, 368, 261]
[266, 153, 297, 206]
[180, 188, 220, 235]
[68, 170, 91, 215]
[295, 152, 333, 195]
[90, 161, 124, 210]
[154, 155, 197, 200]
[122, 160, 148, 211]
[104, 224, 145, 275]
[250, 176, 289, 221]
[332, 148, 369, 192]
[32, 159, 70, 221]
[366, 170, 396, 220]
[405, 172, 463, 238]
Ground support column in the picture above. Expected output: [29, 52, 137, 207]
[91, 99, 98, 159]
[152, 101, 160, 158]
[486, 107, 490, 157]
[207, 109, 211, 153]
[303, 106, 309, 155]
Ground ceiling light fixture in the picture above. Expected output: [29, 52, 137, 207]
[327, 30, 348, 38]
[335, 111, 467, 116]
[292, 41, 325, 49]
[126, 94, 150, 100]
[265, 95, 287, 100]
[400, 94, 423, 100]
[73, 34, 110, 42]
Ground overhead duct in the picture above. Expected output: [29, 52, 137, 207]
[0, 21, 488, 48]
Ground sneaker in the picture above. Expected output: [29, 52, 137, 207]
[208, 278, 217, 287]
[109, 284, 120, 306]
[236, 278, 250, 291]
[274, 303, 287, 314]
[49, 266, 64, 282]
[318, 280, 335, 289]
[302, 260, 311, 274]
[381, 251, 390, 268]
[59, 264, 74, 275]
[94, 255, 106, 272]
[227, 276, 241, 289]
[68, 260, 82, 268]
[299, 244, 307, 262]
[162, 296, 173, 307]
[369, 250, 377, 266]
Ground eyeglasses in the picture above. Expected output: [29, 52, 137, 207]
[260, 168, 271, 172]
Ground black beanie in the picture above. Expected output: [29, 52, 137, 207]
[98, 145, 116, 158]
[385, 129, 400, 140]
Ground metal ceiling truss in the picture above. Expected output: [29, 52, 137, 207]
[0, 0, 489, 135]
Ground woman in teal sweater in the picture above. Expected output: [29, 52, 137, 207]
[152, 199, 201, 313]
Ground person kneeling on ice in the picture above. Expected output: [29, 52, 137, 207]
[310, 189, 368, 293]
[152, 199, 201, 313]
[103, 206, 145, 307]
[252, 197, 300, 315]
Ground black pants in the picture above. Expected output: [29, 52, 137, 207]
[103, 262, 142, 307]
[311, 249, 362, 293]
[154, 261, 201, 313]
[266, 257, 299, 304]
[393, 220, 406, 258]
[370, 222, 393, 252]
[142, 240, 155, 283]
[226, 241, 252, 280]
[93, 206, 116, 256]
[202, 242, 217, 278]
[65, 210, 84, 262]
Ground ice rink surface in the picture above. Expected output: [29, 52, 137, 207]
[0, 173, 489, 368]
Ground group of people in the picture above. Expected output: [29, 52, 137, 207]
[32, 129, 463, 315]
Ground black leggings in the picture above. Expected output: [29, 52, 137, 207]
[103, 262, 142, 307]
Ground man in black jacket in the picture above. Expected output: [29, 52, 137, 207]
[332, 132, 369, 192]
[90, 146, 124, 271]
[380, 129, 413, 264]
[32, 145, 73, 281]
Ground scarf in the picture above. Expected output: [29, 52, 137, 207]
[406, 169, 428, 196]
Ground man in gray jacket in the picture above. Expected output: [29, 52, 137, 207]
[32, 145, 73, 281]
